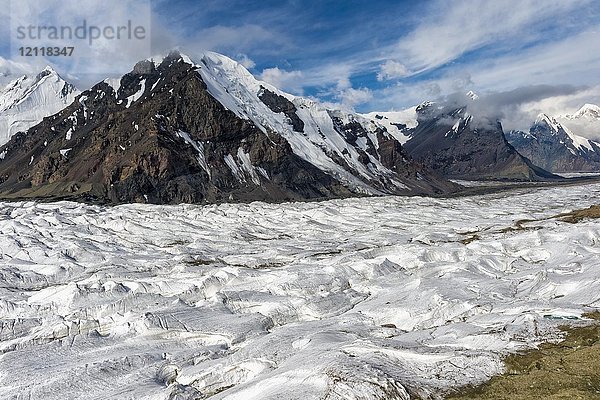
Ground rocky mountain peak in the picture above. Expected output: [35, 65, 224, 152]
[0, 66, 79, 146]
[372, 100, 557, 181]
[533, 113, 562, 133]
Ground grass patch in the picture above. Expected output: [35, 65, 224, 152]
[556, 205, 600, 224]
[459, 204, 600, 244]
[446, 313, 600, 400]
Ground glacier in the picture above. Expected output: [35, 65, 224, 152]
[0, 182, 599, 399]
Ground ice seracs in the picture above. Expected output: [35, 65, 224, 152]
[0, 182, 599, 399]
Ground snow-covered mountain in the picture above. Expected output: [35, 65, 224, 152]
[0, 67, 79, 146]
[558, 103, 600, 142]
[506, 113, 600, 172]
[0, 52, 456, 204]
[362, 107, 418, 144]
[565, 103, 600, 121]
[192, 52, 452, 195]
[364, 101, 556, 181]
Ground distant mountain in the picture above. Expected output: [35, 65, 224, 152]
[565, 103, 600, 121]
[558, 103, 600, 142]
[506, 112, 600, 172]
[0, 52, 457, 204]
[365, 102, 556, 181]
[0, 67, 79, 146]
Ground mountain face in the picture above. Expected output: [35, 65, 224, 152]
[366, 103, 556, 181]
[363, 108, 417, 144]
[0, 52, 457, 204]
[0, 67, 79, 146]
[506, 113, 600, 172]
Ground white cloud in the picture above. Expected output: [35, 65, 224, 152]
[0, 0, 162, 87]
[466, 30, 600, 92]
[0, 56, 43, 86]
[366, 26, 600, 114]
[235, 54, 256, 69]
[262, 62, 355, 97]
[377, 60, 409, 81]
[519, 86, 600, 118]
[259, 67, 303, 94]
[395, 0, 591, 71]
[394, 0, 592, 74]
[185, 24, 285, 54]
[339, 87, 372, 109]
[300, 63, 353, 90]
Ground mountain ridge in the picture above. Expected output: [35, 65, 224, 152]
[364, 101, 558, 181]
[0, 51, 458, 204]
[506, 111, 600, 172]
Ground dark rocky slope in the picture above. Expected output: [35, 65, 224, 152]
[402, 104, 558, 181]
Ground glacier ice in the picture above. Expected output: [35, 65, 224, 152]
[0, 182, 598, 398]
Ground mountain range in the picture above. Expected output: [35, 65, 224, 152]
[506, 106, 600, 172]
[365, 103, 557, 180]
[368, 103, 600, 176]
[0, 51, 598, 205]
[0, 52, 457, 204]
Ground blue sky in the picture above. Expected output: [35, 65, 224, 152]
[1, 0, 600, 130]
[147, 0, 600, 115]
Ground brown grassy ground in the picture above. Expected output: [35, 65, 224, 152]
[446, 312, 600, 400]
[556, 205, 600, 223]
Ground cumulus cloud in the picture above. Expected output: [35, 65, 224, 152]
[259, 67, 303, 94]
[376, 60, 409, 81]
